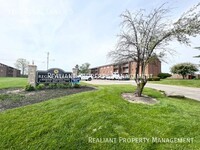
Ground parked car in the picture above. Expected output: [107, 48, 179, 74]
[100, 75, 106, 80]
[110, 72, 122, 80]
[77, 74, 93, 81]
[106, 75, 112, 80]
[122, 75, 130, 80]
[93, 75, 99, 79]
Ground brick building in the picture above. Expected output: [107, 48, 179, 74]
[0, 63, 21, 77]
[90, 59, 161, 79]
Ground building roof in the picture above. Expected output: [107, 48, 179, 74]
[90, 62, 127, 70]
[0, 63, 20, 71]
[89, 58, 161, 70]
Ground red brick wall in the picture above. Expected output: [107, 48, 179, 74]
[146, 60, 161, 76]
[91, 59, 161, 78]
[99, 65, 114, 75]
[0, 63, 21, 77]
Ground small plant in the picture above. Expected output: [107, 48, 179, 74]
[57, 83, 71, 89]
[36, 84, 45, 90]
[48, 83, 58, 89]
[25, 84, 35, 91]
[73, 83, 80, 88]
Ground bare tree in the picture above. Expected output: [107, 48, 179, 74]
[108, 3, 200, 97]
[15, 58, 29, 75]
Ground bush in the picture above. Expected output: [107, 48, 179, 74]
[48, 83, 58, 89]
[73, 83, 80, 88]
[147, 77, 160, 81]
[57, 83, 72, 89]
[46, 83, 73, 89]
[27, 83, 79, 90]
[158, 73, 172, 79]
[36, 84, 45, 90]
[25, 84, 35, 91]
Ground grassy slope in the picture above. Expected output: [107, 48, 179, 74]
[0, 85, 200, 150]
[149, 79, 200, 88]
[0, 77, 27, 89]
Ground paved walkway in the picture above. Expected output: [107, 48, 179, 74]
[83, 80, 200, 101]
[145, 83, 200, 101]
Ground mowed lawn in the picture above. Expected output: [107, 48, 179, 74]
[0, 77, 27, 89]
[0, 81, 200, 149]
[149, 79, 200, 88]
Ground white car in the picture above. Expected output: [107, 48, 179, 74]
[78, 74, 93, 81]
[110, 72, 122, 80]
[106, 75, 112, 80]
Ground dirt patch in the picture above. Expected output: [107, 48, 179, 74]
[0, 86, 95, 112]
[122, 93, 159, 105]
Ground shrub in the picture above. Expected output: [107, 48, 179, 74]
[47, 83, 73, 89]
[158, 73, 172, 79]
[48, 83, 58, 89]
[28, 83, 79, 90]
[147, 77, 160, 81]
[25, 84, 35, 91]
[73, 83, 80, 88]
[36, 84, 45, 90]
[57, 83, 72, 89]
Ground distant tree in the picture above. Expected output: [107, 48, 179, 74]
[170, 63, 198, 79]
[15, 58, 29, 75]
[108, 3, 200, 97]
[75, 64, 79, 69]
[79, 63, 90, 74]
[194, 47, 200, 58]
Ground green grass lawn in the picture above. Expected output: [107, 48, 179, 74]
[149, 78, 200, 88]
[0, 77, 27, 89]
[0, 84, 200, 149]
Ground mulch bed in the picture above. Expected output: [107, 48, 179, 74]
[122, 93, 159, 105]
[0, 86, 95, 112]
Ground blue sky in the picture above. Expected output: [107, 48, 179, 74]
[0, 0, 200, 73]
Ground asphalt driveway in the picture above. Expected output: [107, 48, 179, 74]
[83, 80, 200, 101]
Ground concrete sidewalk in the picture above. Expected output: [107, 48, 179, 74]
[83, 80, 200, 101]
[145, 83, 200, 101]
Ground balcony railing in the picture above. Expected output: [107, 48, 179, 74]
[122, 64, 129, 67]
[123, 70, 129, 73]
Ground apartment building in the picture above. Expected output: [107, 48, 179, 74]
[0, 63, 21, 77]
[90, 59, 161, 78]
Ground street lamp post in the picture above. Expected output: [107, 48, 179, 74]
[47, 52, 49, 70]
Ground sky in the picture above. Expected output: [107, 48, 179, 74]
[0, 0, 200, 73]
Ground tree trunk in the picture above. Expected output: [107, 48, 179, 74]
[22, 68, 24, 75]
[134, 59, 148, 97]
[134, 77, 147, 97]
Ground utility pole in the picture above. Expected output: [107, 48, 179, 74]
[47, 52, 49, 70]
